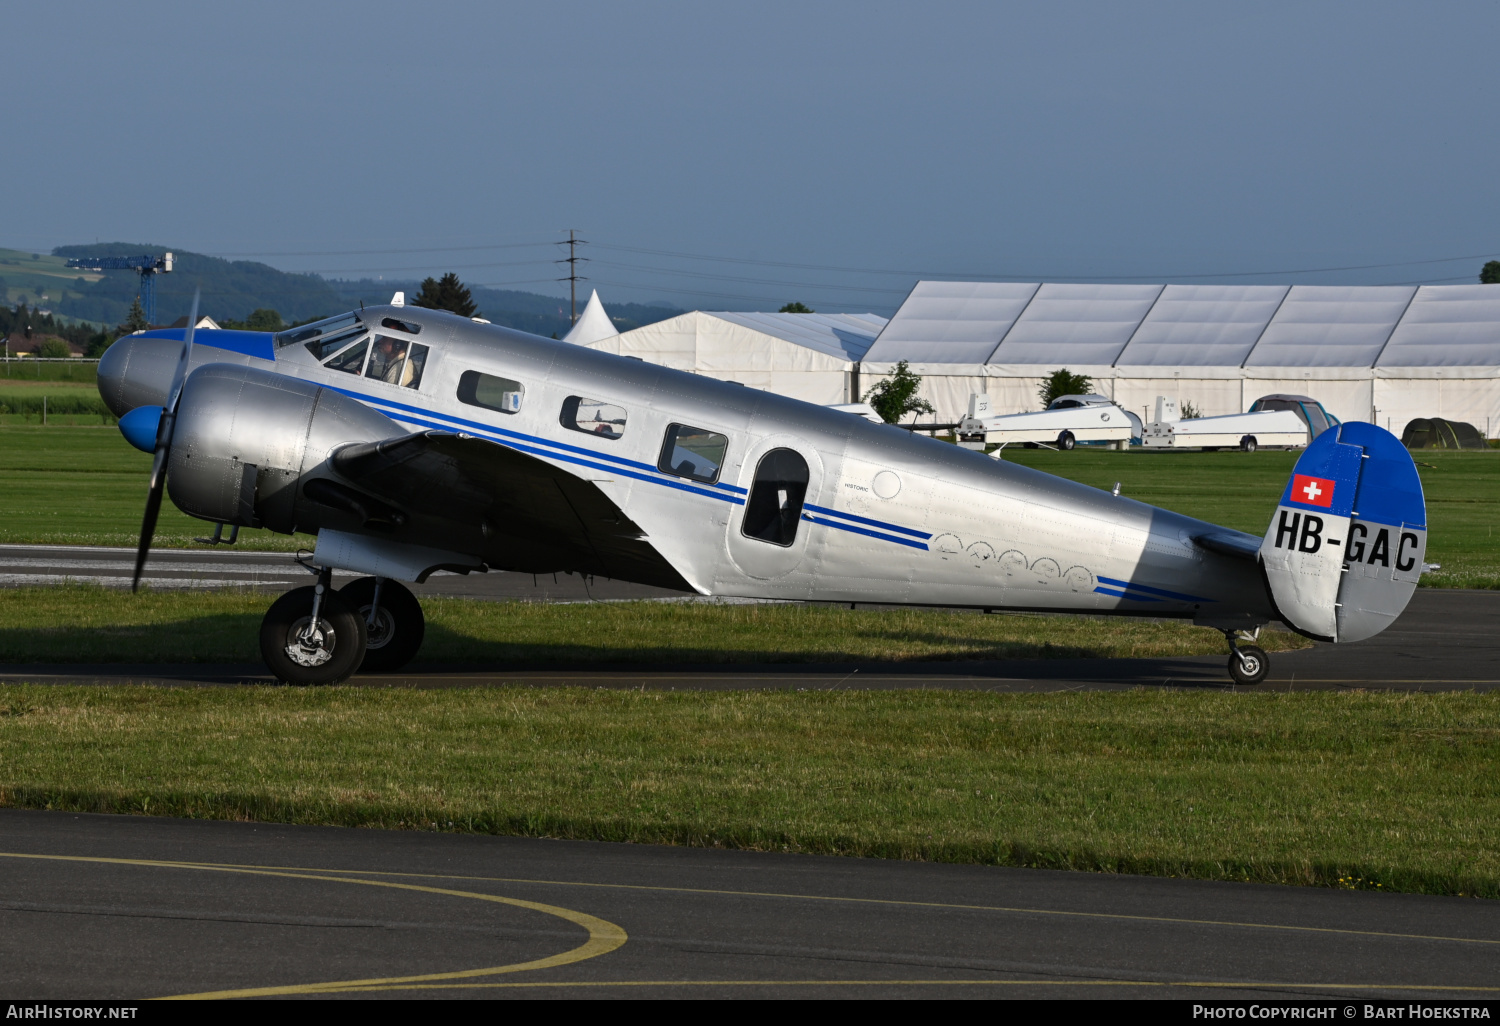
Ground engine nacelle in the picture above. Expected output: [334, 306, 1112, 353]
[167, 364, 402, 534]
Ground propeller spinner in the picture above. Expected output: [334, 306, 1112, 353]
[131, 288, 200, 592]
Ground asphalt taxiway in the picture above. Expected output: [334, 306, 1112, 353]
[1, 578, 1496, 691]
[1, 809, 1496, 1000]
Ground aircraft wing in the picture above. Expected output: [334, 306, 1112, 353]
[329, 430, 692, 591]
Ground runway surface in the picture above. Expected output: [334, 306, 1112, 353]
[0, 543, 688, 601]
[2, 580, 1496, 691]
[2, 809, 1496, 1000]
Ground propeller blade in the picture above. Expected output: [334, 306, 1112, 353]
[132, 287, 199, 593]
[132, 447, 169, 592]
[163, 288, 200, 414]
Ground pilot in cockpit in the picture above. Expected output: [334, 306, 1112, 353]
[366, 335, 409, 385]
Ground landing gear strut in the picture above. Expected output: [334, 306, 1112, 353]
[260, 568, 367, 685]
[1223, 628, 1269, 686]
[340, 576, 426, 672]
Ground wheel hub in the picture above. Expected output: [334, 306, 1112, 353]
[286, 616, 337, 667]
[361, 606, 396, 650]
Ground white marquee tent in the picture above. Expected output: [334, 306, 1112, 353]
[861, 281, 1500, 435]
[561, 290, 620, 347]
[587, 309, 887, 406]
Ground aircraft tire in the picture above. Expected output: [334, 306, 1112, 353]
[341, 577, 426, 672]
[260, 586, 367, 686]
[1057, 431, 1076, 451]
[1228, 644, 1269, 686]
[1241, 435, 1258, 453]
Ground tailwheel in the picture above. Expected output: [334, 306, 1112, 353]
[260, 578, 367, 685]
[1226, 642, 1270, 686]
[341, 576, 426, 673]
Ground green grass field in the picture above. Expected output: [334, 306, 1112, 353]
[0, 585, 1308, 664]
[1, 425, 1494, 583]
[1, 685, 1495, 897]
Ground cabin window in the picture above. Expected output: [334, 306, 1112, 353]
[562, 396, 627, 439]
[323, 338, 369, 375]
[741, 448, 809, 547]
[277, 312, 361, 349]
[659, 423, 728, 483]
[380, 316, 422, 335]
[366, 336, 430, 389]
[457, 370, 525, 414]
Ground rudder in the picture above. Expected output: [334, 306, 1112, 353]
[1258, 422, 1427, 642]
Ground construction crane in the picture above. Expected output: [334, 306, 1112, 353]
[65, 252, 174, 325]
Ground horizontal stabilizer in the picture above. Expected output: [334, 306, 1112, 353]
[1194, 531, 1261, 561]
[1258, 423, 1426, 642]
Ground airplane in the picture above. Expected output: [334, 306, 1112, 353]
[97, 292, 1428, 686]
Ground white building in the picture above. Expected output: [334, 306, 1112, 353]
[861, 281, 1500, 435]
[586, 309, 887, 406]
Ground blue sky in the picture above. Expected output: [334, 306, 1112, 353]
[6, 2, 1499, 313]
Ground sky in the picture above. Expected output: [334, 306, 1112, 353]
[6, 1, 1500, 314]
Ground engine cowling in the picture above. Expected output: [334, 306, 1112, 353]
[167, 363, 402, 534]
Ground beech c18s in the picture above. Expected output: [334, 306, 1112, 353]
[97, 293, 1429, 686]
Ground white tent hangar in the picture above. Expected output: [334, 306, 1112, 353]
[586, 310, 887, 405]
[861, 281, 1500, 434]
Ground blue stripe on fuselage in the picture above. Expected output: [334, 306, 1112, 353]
[1096, 576, 1208, 603]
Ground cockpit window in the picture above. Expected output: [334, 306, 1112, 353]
[275, 312, 361, 349]
[304, 327, 367, 362]
[381, 317, 422, 335]
[365, 335, 430, 389]
[324, 338, 369, 375]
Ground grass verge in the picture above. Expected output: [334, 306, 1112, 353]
[0, 585, 1308, 663]
[0, 686, 1494, 897]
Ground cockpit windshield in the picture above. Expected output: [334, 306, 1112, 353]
[274, 312, 362, 349]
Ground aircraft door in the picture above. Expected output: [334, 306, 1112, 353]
[726, 436, 822, 580]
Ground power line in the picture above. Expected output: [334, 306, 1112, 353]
[591, 242, 1500, 282]
[590, 259, 908, 296]
[207, 241, 556, 258]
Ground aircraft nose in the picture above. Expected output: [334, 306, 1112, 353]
[97, 335, 181, 417]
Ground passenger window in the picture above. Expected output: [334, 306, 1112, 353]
[323, 338, 369, 375]
[659, 423, 728, 483]
[457, 369, 525, 414]
[305, 327, 366, 361]
[562, 396, 627, 439]
[742, 448, 809, 546]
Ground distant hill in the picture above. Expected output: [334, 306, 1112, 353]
[52, 243, 346, 326]
[42, 244, 682, 338]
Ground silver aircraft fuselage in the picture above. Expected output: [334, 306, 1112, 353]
[99, 306, 1274, 626]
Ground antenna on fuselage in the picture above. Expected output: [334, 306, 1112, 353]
[556, 229, 589, 325]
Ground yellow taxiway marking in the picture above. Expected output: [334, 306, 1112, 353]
[130, 858, 1500, 950]
[318, 979, 1500, 994]
[0, 852, 627, 1000]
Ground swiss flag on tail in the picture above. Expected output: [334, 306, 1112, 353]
[1291, 473, 1335, 508]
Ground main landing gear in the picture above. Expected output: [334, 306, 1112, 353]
[259, 570, 426, 685]
[1223, 628, 1269, 686]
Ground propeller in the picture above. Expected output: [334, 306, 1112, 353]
[131, 288, 200, 592]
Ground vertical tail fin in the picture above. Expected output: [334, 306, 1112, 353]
[1259, 423, 1427, 642]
